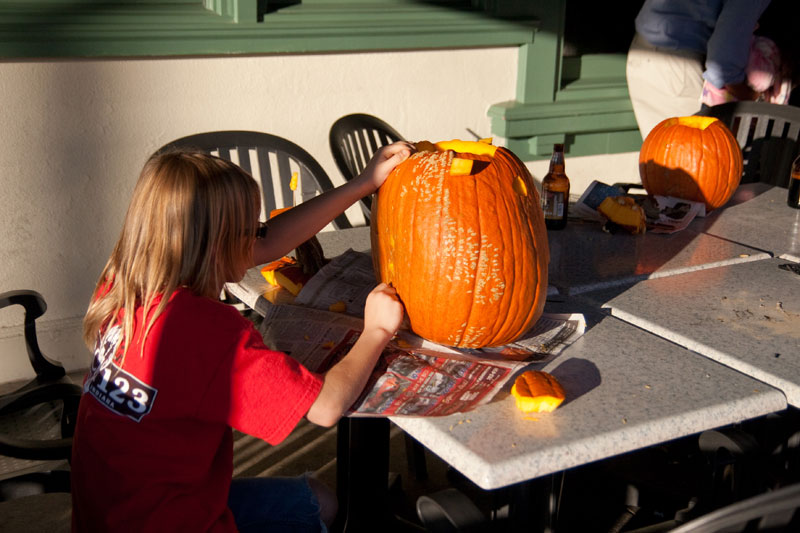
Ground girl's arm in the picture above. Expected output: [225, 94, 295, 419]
[253, 141, 414, 265]
[306, 283, 404, 427]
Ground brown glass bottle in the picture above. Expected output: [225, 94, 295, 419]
[788, 155, 800, 209]
[541, 143, 570, 230]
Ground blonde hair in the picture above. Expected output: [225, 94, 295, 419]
[83, 150, 261, 359]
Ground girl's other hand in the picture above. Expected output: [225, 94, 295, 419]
[363, 283, 405, 338]
[358, 141, 414, 192]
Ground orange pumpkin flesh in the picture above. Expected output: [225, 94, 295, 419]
[371, 140, 549, 349]
[511, 370, 565, 413]
[639, 116, 742, 211]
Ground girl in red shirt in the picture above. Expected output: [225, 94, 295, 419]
[72, 142, 412, 532]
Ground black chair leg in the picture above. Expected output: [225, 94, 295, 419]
[0, 470, 71, 502]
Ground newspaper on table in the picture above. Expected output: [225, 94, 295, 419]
[260, 249, 585, 417]
[572, 181, 626, 221]
[574, 180, 706, 234]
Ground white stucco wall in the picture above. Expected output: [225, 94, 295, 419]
[0, 47, 639, 383]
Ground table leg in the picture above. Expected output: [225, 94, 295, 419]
[508, 473, 561, 533]
[334, 417, 391, 533]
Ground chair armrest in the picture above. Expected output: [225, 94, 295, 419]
[0, 382, 82, 461]
[0, 290, 46, 319]
[0, 382, 82, 416]
[0, 290, 66, 379]
[0, 435, 74, 462]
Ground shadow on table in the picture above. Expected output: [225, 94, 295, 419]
[549, 358, 600, 409]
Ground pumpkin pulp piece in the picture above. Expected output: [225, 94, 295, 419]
[597, 196, 647, 234]
[511, 370, 565, 413]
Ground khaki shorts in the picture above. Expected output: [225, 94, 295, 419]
[626, 33, 705, 139]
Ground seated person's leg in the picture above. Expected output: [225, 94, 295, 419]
[228, 475, 336, 533]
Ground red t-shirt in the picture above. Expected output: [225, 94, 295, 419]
[71, 288, 323, 532]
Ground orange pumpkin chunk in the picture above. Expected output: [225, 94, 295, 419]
[598, 196, 647, 234]
[261, 256, 297, 286]
[328, 301, 347, 313]
[511, 370, 565, 413]
[274, 266, 311, 296]
[450, 158, 474, 176]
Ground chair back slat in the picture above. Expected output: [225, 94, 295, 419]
[697, 102, 800, 187]
[158, 130, 351, 229]
[329, 114, 405, 221]
[254, 148, 276, 219]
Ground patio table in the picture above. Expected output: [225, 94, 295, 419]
[390, 307, 785, 491]
[228, 217, 790, 532]
[691, 183, 800, 261]
[581, 256, 800, 406]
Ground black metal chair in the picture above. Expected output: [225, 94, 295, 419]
[0, 290, 82, 502]
[329, 113, 405, 220]
[160, 130, 352, 230]
[668, 482, 800, 533]
[696, 102, 800, 187]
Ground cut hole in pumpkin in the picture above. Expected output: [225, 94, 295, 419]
[513, 175, 528, 197]
[450, 159, 490, 176]
[436, 139, 498, 157]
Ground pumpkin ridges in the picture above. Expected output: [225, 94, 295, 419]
[408, 152, 444, 338]
[458, 158, 487, 346]
[489, 154, 539, 345]
[372, 144, 548, 349]
[470, 163, 514, 346]
[469, 150, 546, 346]
[441, 155, 480, 346]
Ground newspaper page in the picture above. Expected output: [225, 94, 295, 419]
[574, 180, 706, 234]
[257, 304, 520, 417]
[259, 250, 586, 416]
[258, 250, 586, 416]
[393, 313, 585, 365]
[293, 250, 374, 318]
[644, 195, 707, 233]
[573, 180, 625, 221]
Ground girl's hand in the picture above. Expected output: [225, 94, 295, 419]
[357, 141, 414, 193]
[363, 283, 405, 338]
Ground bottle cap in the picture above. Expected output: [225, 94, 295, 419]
[553, 143, 564, 152]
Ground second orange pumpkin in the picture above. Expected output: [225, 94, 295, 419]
[639, 116, 743, 211]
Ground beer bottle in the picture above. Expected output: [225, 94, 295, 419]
[541, 143, 570, 230]
[788, 155, 800, 209]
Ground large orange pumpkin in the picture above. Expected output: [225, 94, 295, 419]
[639, 116, 743, 211]
[370, 140, 549, 349]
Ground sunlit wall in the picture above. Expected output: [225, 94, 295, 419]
[0, 48, 638, 381]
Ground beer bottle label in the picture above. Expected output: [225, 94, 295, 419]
[542, 190, 565, 219]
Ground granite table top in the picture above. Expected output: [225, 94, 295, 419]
[691, 183, 800, 261]
[391, 308, 785, 490]
[581, 257, 800, 406]
[546, 220, 767, 296]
